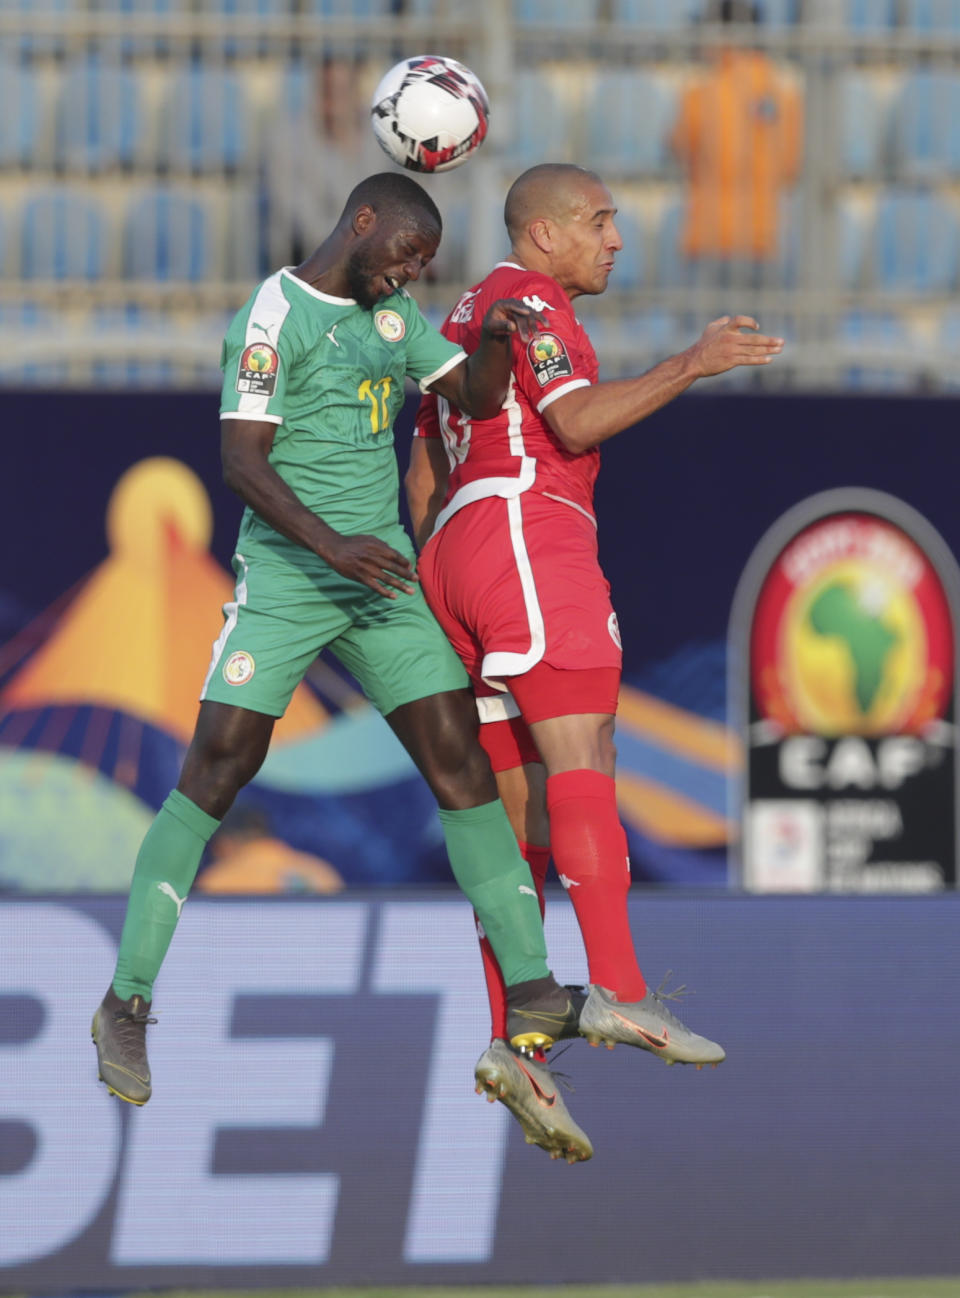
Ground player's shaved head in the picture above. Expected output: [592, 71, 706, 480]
[504, 164, 604, 242]
[342, 172, 442, 235]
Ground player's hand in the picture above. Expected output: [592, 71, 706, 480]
[322, 533, 418, 599]
[687, 316, 784, 377]
[481, 297, 549, 344]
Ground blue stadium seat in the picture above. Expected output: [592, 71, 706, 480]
[0, 59, 46, 169]
[506, 69, 576, 167]
[840, 71, 889, 177]
[754, 0, 800, 25]
[306, 0, 393, 14]
[515, 0, 599, 24]
[160, 65, 250, 172]
[20, 190, 110, 279]
[123, 189, 216, 282]
[892, 71, 960, 180]
[837, 195, 870, 290]
[655, 199, 695, 289]
[871, 191, 960, 294]
[585, 70, 676, 176]
[585, 309, 676, 380]
[903, 0, 960, 30]
[0, 0, 75, 56]
[55, 57, 144, 171]
[840, 311, 917, 391]
[611, 0, 699, 25]
[840, 0, 897, 26]
[610, 206, 646, 289]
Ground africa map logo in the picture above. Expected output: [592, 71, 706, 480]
[751, 512, 953, 736]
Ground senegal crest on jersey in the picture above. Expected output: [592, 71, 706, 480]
[374, 309, 406, 342]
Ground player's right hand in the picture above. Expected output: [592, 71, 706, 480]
[322, 534, 418, 599]
[688, 315, 784, 377]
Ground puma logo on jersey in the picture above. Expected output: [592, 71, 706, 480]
[251, 321, 273, 339]
[518, 885, 537, 897]
[325, 325, 340, 347]
[157, 881, 188, 918]
[559, 874, 580, 890]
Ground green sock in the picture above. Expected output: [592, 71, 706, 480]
[112, 789, 220, 1001]
[437, 799, 550, 986]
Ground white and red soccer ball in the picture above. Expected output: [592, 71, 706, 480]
[371, 54, 490, 174]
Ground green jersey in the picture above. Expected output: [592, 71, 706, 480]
[219, 267, 465, 540]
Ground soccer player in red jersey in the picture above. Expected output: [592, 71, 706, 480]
[407, 163, 783, 1144]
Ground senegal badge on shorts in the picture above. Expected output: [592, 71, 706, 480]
[222, 650, 255, 686]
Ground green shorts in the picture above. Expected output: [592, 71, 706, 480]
[200, 529, 469, 718]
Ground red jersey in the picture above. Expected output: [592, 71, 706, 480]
[415, 262, 600, 530]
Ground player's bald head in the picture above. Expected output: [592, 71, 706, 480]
[504, 164, 604, 243]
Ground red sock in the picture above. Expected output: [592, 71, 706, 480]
[546, 768, 647, 1001]
[477, 841, 549, 1041]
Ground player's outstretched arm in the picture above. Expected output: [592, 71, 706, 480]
[545, 315, 784, 455]
[221, 419, 416, 598]
[429, 297, 547, 420]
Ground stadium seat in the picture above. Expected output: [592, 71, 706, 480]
[610, 205, 646, 289]
[20, 190, 111, 279]
[871, 191, 960, 294]
[839, 311, 918, 391]
[515, 0, 599, 25]
[903, 0, 960, 31]
[306, 0, 394, 14]
[753, 0, 799, 25]
[581, 309, 676, 380]
[160, 65, 250, 173]
[0, 59, 47, 170]
[611, 0, 700, 26]
[655, 199, 695, 289]
[585, 70, 677, 176]
[55, 57, 145, 172]
[840, 71, 889, 178]
[892, 71, 960, 181]
[837, 194, 871, 290]
[123, 189, 217, 283]
[837, 0, 898, 26]
[505, 69, 577, 167]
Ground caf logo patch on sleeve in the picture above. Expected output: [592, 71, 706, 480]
[237, 342, 279, 395]
[527, 332, 574, 387]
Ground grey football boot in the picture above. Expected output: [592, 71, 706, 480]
[475, 1038, 593, 1164]
[91, 986, 156, 1105]
[579, 979, 725, 1068]
[504, 976, 582, 1055]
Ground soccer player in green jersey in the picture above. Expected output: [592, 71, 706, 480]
[90, 172, 590, 1161]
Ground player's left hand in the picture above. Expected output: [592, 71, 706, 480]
[481, 298, 549, 344]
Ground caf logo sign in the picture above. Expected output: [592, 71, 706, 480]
[751, 511, 953, 736]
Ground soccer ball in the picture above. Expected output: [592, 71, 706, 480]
[370, 54, 490, 174]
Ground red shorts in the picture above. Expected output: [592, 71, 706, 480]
[419, 492, 623, 771]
